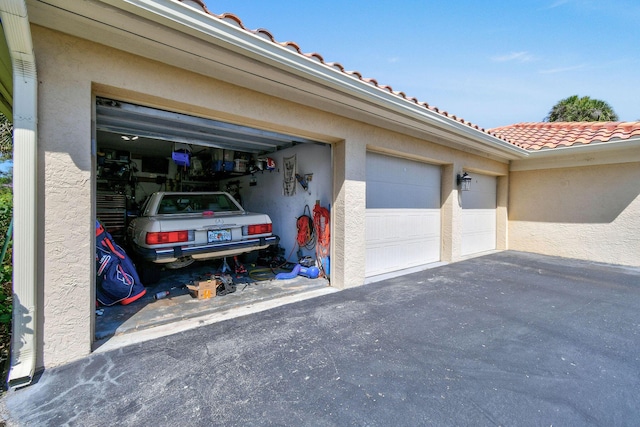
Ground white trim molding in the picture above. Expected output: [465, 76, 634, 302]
[510, 138, 640, 171]
[0, 0, 38, 389]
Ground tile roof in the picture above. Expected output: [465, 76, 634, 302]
[177, 0, 525, 147]
[488, 122, 640, 151]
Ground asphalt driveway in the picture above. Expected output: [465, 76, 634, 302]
[3, 251, 640, 426]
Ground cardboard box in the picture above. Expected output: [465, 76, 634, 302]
[187, 279, 218, 299]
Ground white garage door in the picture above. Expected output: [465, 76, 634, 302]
[365, 152, 441, 278]
[461, 173, 497, 256]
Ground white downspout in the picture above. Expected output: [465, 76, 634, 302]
[0, 0, 38, 388]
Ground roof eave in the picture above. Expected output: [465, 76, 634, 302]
[93, 0, 528, 160]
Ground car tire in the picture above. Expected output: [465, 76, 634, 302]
[165, 256, 196, 270]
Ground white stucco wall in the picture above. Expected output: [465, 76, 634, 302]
[222, 142, 333, 261]
[509, 162, 640, 267]
[32, 25, 509, 368]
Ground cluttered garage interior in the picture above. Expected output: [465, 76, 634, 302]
[94, 96, 333, 345]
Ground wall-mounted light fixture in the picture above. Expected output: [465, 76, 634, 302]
[457, 172, 472, 191]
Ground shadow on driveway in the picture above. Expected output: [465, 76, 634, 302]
[4, 251, 640, 426]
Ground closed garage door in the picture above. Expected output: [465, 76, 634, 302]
[461, 173, 496, 256]
[365, 152, 441, 278]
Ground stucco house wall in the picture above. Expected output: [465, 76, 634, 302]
[11, 0, 636, 386]
[509, 161, 640, 267]
[33, 24, 509, 368]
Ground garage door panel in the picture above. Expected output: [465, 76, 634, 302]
[366, 152, 439, 183]
[461, 174, 497, 256]
[366, 152, 440, 210]
[366, 153, 442, 278]
[461, 209, 496, 256]
[367, 181, 440, 209]
[366, 209, 440, 242]
[463, 190, 497, 210]
[366, 238, 436, 276]
[365, 208, 440, 277]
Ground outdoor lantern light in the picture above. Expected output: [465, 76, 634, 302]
[457, 172, 472, 191]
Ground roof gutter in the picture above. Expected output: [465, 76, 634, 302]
[0, 0, 38, 389]
[511, 137, 640, 171]
[100, 0, 529, 160]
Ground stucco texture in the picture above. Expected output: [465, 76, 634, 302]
[32, 24, 508, 368]
[509, 162, 640, 267]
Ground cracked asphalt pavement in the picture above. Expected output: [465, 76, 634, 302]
[3, 251, 640, 426]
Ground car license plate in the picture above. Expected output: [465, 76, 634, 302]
[208, 229, 231, 243]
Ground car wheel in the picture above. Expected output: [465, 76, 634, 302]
[138, 261, 161, 286]
[165, 256, 195, 270]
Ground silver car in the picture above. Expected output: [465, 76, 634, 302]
[127, 191, 278, 273]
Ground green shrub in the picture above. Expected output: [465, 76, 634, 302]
[0, 264, 10, 325]
[0, 186, 12, 375]
[0, 114, 12, 387]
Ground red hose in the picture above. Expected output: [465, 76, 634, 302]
[313, 204, 330, 276]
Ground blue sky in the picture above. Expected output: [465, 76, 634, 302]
[201, 0, 639, 129]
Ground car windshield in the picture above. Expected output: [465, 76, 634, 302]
[157, 193, 241, 214]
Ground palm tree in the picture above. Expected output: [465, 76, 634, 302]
[544, 95, 618, 122]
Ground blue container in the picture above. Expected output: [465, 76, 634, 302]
[323, 257, 330, 277]
[212, 160, 238, 172]
[172, 151, 190, 167]
[212, 160, 224, 172]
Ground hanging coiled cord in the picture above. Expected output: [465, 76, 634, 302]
[296, 205, 316, 250]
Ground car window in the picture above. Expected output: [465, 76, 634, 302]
[140, 196, 152, 216]
[157, 193, 241, 214]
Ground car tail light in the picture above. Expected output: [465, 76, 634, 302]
[244, 223, 272, 236]
[146, 230, 191, 245]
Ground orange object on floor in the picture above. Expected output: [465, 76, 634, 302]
[120, 288, 147, 305]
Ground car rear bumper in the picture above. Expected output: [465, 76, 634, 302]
[132, 235, 280, 263]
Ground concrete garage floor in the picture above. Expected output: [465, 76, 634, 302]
[5, 251, 640, 426]
[94, 260, 333, 351]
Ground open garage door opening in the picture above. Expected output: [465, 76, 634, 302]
[93, 97, 333, 345]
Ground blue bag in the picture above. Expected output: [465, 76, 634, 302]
[95, 220, 146, 306]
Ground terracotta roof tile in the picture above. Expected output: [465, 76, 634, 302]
[176, 0, 524, 148]
[488, 122, 640, 151]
